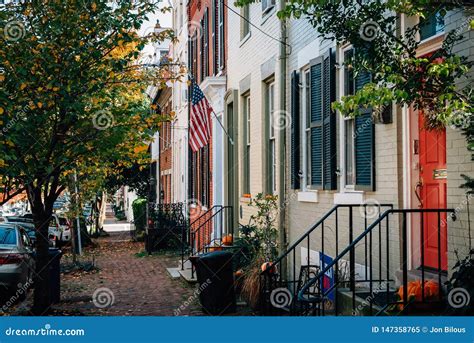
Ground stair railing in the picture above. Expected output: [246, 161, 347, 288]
[260, 203, 393, 315]
[298, 208, 456, 316]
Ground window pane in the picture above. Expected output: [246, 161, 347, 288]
[345, 119, 355, 186]
[0, 227, 17, 245]
[420, 12, 445, 41]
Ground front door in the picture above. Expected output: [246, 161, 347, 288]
[418, 114, 447, 270]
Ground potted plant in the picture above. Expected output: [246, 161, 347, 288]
[236, 193, 279, 309]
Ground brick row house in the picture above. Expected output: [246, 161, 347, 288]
[163, 0, 473, 311]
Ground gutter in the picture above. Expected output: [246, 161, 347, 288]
[278, 0, 288, 255]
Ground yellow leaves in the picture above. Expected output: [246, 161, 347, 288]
[91, 2, 97, 12]
[0, 108, 3, 115]
[75, 55, 81, 62]
[0, 75, 4, 82]
[5, 140, 14, 147]
[52, 87, 59, 92]
[37, 102, 43, 109]
[20, 83, 27, 90]
[133, 144, 148, 154]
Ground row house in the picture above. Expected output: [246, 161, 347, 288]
[170, 0, 473, 312]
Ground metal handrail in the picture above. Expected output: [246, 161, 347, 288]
[297, 208, 456, 307]
[190, 205, 233, 255]
[262, 203, 394, 275]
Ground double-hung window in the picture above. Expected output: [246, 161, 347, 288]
[243, 95, 251, 195]
[290, 49, 337, 191]
[342, 47, 376, 191]
[266, 82, 276, 194]
[241, 4, 250, 39]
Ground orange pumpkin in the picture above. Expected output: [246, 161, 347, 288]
[235, 269, 244, 278]
[397, 280, 440, 310]
[222, 235, 233, 246]
[261, 262, 276, 274]
[209, 246, 223, 252]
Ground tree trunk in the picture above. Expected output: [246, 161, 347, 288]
[31, 207, 53, 314]
[28, 184, 58, 315]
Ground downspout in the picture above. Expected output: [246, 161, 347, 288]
[278, 0, 287, 255]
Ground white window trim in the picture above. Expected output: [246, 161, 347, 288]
[337, 45, 365, 195]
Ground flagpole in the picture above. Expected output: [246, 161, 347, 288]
[211, 110, 234, 146]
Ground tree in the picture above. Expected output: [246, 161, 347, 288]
[237, 0, 473, 190]
[0, 0, 180, 313]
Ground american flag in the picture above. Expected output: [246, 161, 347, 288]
[189, 79, 213, 152]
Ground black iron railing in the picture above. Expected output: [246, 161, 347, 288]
[146, 202, 186, 253]
[180, 205, 234, 277]
[260, 203, 393, 315]
[180, 205, 222, 270]
[297, 208, 455, 316]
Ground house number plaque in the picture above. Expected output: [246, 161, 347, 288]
[433, 169, 447, 180]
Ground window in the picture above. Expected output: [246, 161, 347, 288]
[266, 82, 276, 194]
[420, 11, 445, 41]
[341, 47, 376, 191]
[243, 95, 251, 194]
[343, 48, 356, 187]
[218, 0, 225, 70]
[241, 5, 250, 39]
[202, 9, 209, 79]
[262, 0, 276, 14]
[303, 69, 311, 188]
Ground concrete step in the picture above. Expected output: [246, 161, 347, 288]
[394, 269, 447, 290]
[178, 268, 198, 283]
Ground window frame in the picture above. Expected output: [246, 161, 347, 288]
[266, 81, 277, 194]
[242, 94, 251, 195]
[300, 67, 312, 190]
[262, 0, 276, 15]
[241, 4, 251, 40]
[342, 46, 356, 189]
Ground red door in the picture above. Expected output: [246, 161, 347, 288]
[418, 114, 447, 270]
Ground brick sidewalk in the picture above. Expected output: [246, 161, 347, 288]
[56, 233, 204, 316]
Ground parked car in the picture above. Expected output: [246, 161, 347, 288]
[0, 224, 35, 298]
[4, 216, 58, 247]
[50, 214, 71, 243]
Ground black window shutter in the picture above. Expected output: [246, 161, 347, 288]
[290, 70, 301, 190]
[310, 57, 323, 189]
[322, 48, 337, 190]
[354, 68, 375, 191]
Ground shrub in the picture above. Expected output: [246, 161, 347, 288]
[132, 198, 147, 232]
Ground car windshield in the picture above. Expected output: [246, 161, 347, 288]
[0, 226, 17, 245]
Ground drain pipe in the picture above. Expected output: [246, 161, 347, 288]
[278, 0, 288, 255]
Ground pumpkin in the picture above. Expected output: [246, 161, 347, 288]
[397, 280, 440, 310]
[209, 246, 223, 252]
[261, 262, 276, 274]
[222, 234, 233, 246]
[235, 269, 244, 278]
